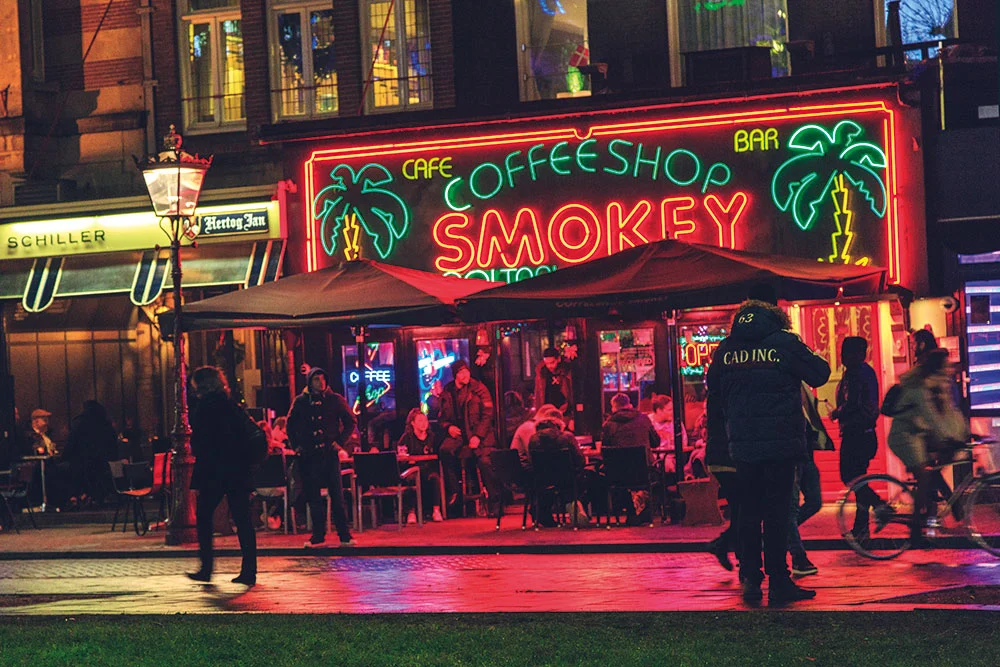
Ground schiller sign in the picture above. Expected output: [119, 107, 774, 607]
[304, 95, 906, 284]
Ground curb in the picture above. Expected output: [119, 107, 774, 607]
[0, 536, 976, 560]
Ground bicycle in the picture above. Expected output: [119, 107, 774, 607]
[836, 438, 1000, 559]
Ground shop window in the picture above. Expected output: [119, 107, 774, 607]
[361, 0, 433, 113]
[670, 0, 789, 82]
[678, 322, 729, 431]
[179, 0, 246, 131]
[342, 341, 396, 416]
[966, 281, 1000, 412]
[599, 328, 655, 418]
[415, 338, 470, 415]
[269, 1, 338, 120]
[515, 0, 591, 101]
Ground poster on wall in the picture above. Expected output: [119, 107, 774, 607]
[304, 91, 907, 286]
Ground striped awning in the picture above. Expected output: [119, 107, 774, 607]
[0, 239, 285, 312]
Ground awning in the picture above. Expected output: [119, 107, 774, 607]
[0, 239, 285, 312]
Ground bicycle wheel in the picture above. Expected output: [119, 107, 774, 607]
[965, 472, 1000, 557]
[837, 474, 914, 559]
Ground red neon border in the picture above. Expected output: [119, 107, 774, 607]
[304, 100, 901, 284]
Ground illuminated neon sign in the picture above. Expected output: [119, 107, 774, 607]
[681, 333, 727, 376]
[305, 95, 904, 284]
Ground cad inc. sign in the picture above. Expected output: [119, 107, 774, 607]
[198, 210, 270, 236]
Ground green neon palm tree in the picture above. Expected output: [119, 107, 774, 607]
[312, 163, 411, 260]
[770, 120, 887, 231]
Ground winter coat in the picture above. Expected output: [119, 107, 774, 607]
[190, 392, 254, 492]
[286, 387, 356, 455]
[601, 408, 658, 466]
[528, 420, 585, 473]
[533, 361, 574, 415]
[510, 419, 539, 469]
[439, 377, 497, 449]
[802, 384, 834, 452]
[396, 429, 436, 455]
[882, 361, 968, 470]
[64, 410, 119, 464]
[834, 362, 881, 438]
[706, 300, 831, 464]
[705, 380, 734, 471]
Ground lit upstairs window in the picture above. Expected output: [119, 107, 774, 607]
[515, 0, 591, 101]
[269, 1, 338, 120]
[179, 0, 246, 131]
[362, 0, 433, 113]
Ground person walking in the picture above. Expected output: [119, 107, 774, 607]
[705, 384, 738, 572]
[831, 336, 883, 541]
[187, 366, 257, 586]
[706, 284, 830, 606]
[438, 359, 501, 515]
[788, 385, 832, 576]
[287, 367, 355, 548]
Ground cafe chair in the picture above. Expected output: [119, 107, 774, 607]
[109, 459, 155, 536]
[253, 453, 291, 534]
[488, 449, 526, 531]
[460, 461, 488, 518]
[353, 452, 420, 532]
[600, 446, 655, 528]
[528, 449, 582, 531]
[0, 462, 40, 533]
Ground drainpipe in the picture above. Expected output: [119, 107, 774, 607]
[137, 0, 158, 154]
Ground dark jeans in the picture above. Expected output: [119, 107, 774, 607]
[788, 454, 822, 559]
[439, 438, 501, 512]
[737, 460, 796, 586]
[301, 449, 352, 542]
[840, 432, 882, 531]
[713, 470, 740, 558]
[196, 488, 256, 577]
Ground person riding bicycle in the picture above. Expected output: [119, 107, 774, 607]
[881, 331, 968, 542]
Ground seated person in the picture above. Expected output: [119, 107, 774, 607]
[398, 408, 443, 523]
[510, 404, 563, 472]
[647, 393, 689, 473]
[271, 417, 290, 450]
[600, 393, 659, 523]
[503, 391, 531, 448]
[527, 411, 587, 526]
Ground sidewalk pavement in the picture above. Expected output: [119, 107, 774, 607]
[0, 506, 979, 559]
[3, 550, 1000, 615]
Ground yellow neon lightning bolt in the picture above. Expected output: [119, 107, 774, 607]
[828, 174, 854, 264]
[342, 212, 361, 261]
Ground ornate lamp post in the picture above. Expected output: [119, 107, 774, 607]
[135, 125, 212, 545]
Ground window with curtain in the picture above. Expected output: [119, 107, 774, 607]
[362, 0, 433, 113]
[179, 0, 246, 130]
[269, 1, 338, 120]
[675, 0, 789, 78]
[514, 0, 590, 101]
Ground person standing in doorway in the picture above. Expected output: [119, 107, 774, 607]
[831, 336, 883, 542]
[287, 367, 355, 548]
[187, 366, 257, 586]
[534, 347, 574, 429]
[707, 284, 830, 606]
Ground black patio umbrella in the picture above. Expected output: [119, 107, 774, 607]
[160, 259, 498, 446]
[458, 238, 887, 321]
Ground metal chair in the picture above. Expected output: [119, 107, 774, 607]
[488, 449, 526, 530]
[460, 458, 488, 517]
[0, 462, 40, 533]
[109, 459, 152, 535]
[601, 446, 655, 527]
[528, 448, 581, 530]
[253, 453, 291, 534]
[353, 452, 420, 531]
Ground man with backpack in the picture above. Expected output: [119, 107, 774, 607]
[287, 367, 355, 548]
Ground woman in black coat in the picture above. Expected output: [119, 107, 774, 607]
[187, 366, 257, 586]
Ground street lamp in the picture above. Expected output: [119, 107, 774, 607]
[135, 125, 212, 545]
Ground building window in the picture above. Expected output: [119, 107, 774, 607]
[515, 0, 591, 102]
[891, 0, 957, 61]
[179, 0, 246, 131]
[671, 0, 789, 82]
[361, 0, 433, 113]
[269, 1, 338, 120]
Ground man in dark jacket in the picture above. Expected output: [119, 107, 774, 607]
[831, 336, 882, 540]
[528, 414, 587, 526]
[707, 285, 830, 605]
[438, 359, 501, 515]
[534, 348, 573, 421]
[286, 367, 355, 548]
[601, 393, 658, 463]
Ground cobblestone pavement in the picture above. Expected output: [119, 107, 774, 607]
[3, 550, 1000, 615]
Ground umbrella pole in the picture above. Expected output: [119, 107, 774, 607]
[354, 325, 368, 450]
[665, 311, 685, 472]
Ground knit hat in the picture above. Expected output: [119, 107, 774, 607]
[451, 359, 470, 376]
